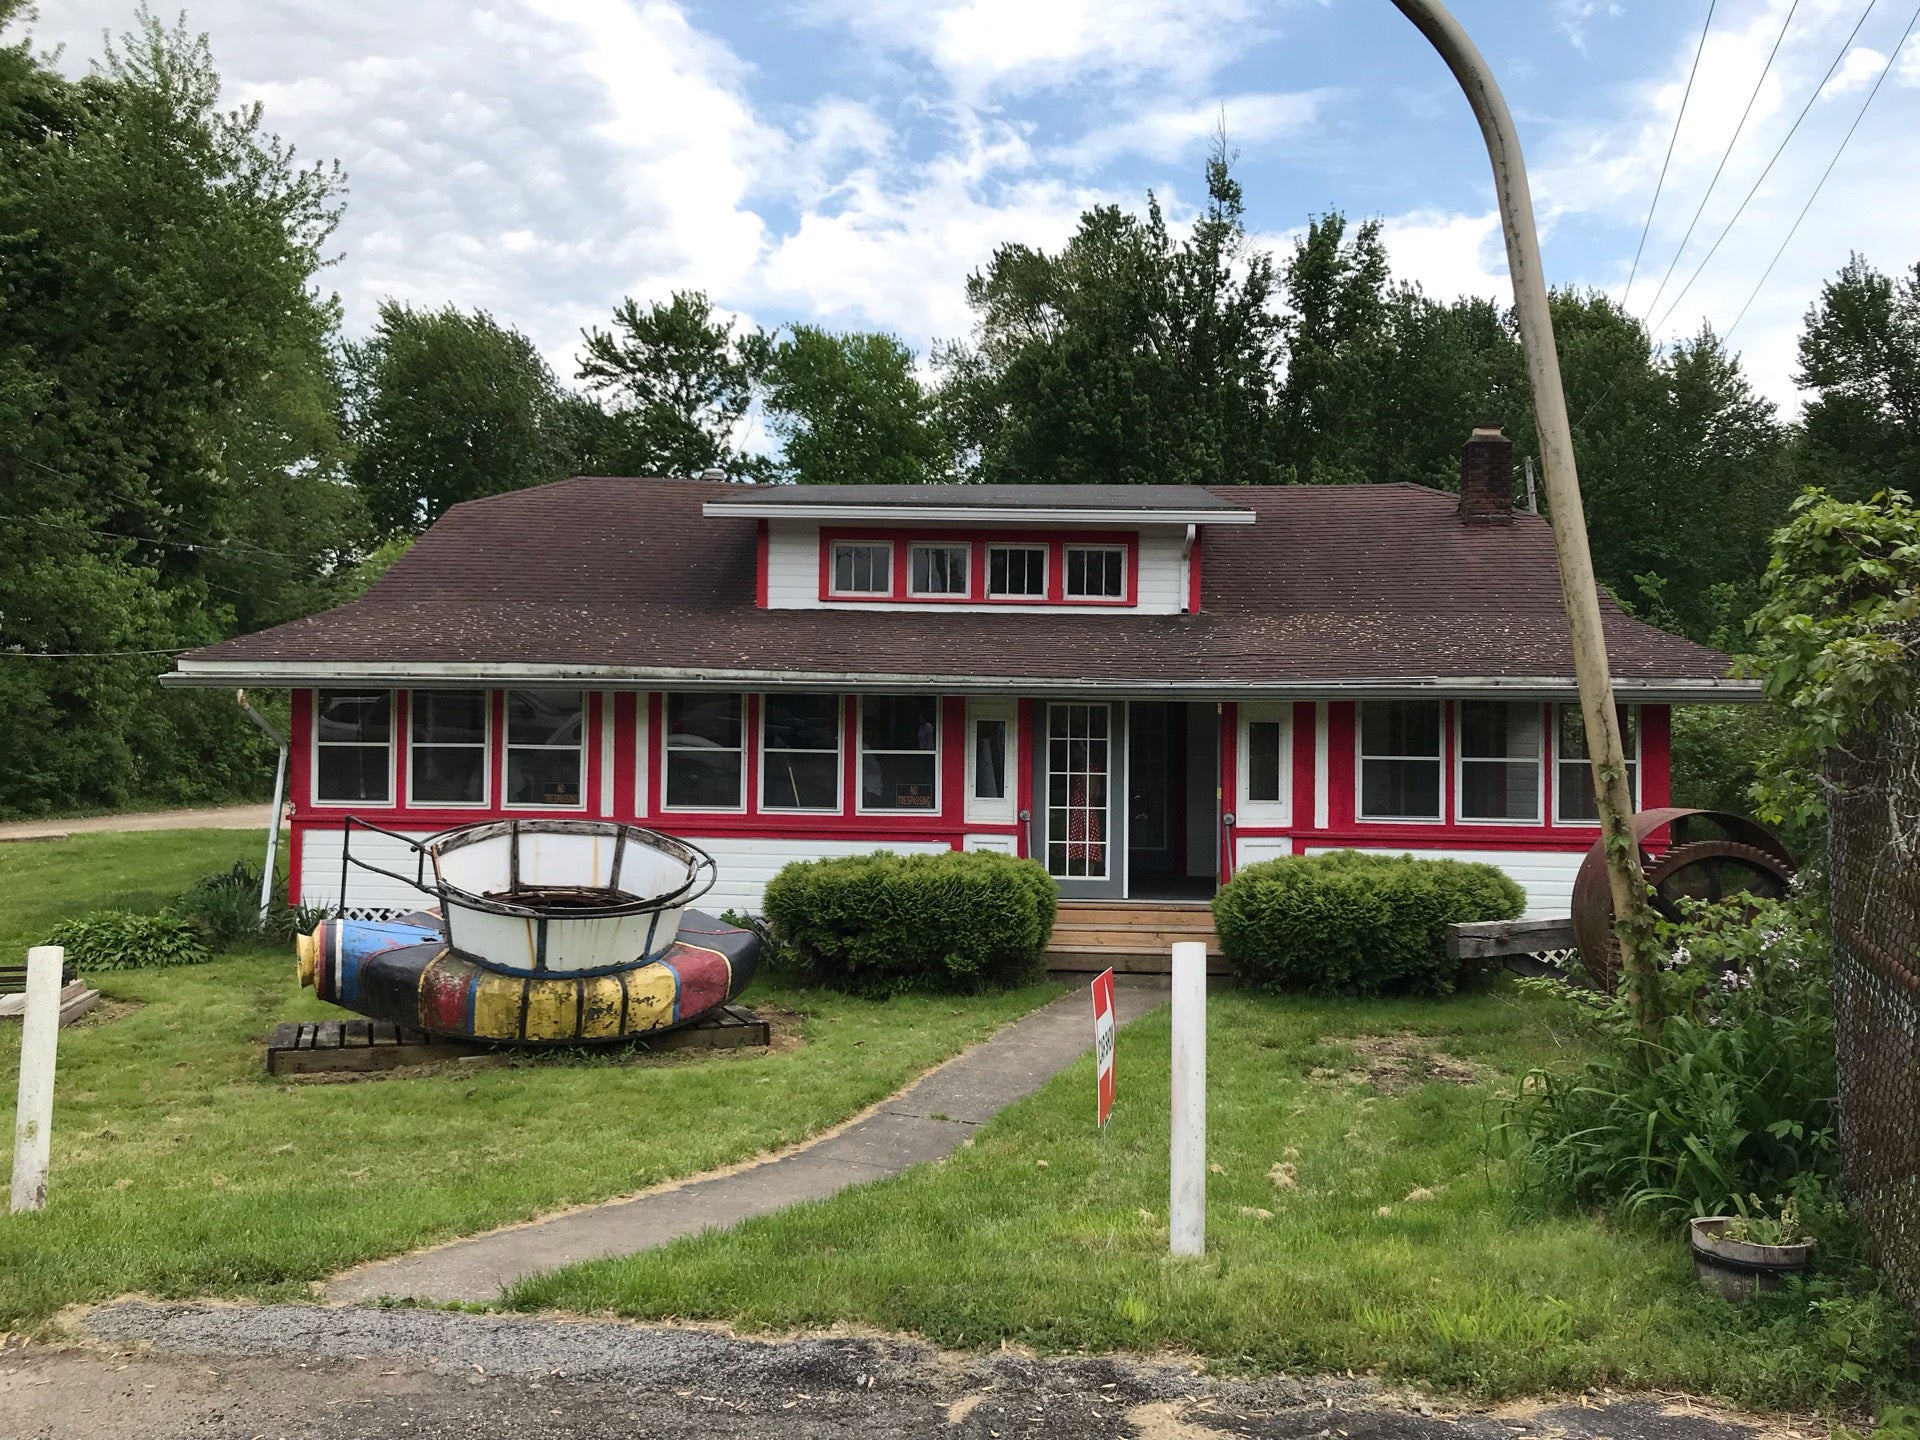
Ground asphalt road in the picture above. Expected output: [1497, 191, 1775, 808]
[0, 1302, 1810, 1440]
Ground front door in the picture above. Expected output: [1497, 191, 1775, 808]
[1032, 701, 1125, 899]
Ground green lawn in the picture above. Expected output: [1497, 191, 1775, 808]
[509, 988, 1896, 1412]
[0, 830, 1060, 1329]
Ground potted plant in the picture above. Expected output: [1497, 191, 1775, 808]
[1689, 1195, 1816, 1299]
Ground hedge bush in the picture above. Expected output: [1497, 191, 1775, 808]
[762, 849, 1057, 996]
[1211, 849, 1524, 995]
[46, 911, 212, 972]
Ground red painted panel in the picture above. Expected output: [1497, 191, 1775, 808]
[1291, 700, 1315, 832]
[941, 696, 966, 828]
[612, 693, 637, 822]
[1219, 702, 1237, 880]
[1642, 703, 1672, 809]
[645, 691, 664, 823]
[1327, 702, 1357, 831]
[1016, 698, 1035, 859]
[1187, 532, 1203, 614]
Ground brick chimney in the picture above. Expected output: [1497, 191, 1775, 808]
[1458, 425, 1514, 525]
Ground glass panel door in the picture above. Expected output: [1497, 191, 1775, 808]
[1046, 703, 1111, 881]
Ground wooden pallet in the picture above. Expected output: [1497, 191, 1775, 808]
[265, 1005, 770, 1076]
[1046, 900, 1228, 976]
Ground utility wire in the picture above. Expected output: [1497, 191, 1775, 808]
[1623, 1, 1718, 312]
[1639, 0, 1801, 324]
[1648, 0, 1883, 340]
[1725, 3, 1920, 341]
[0, 646, 197, 659]
[0, 512, 298, 574]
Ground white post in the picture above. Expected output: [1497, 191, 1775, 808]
[1169, 940, 1207, 1256]
[10, 946, 62, 1213]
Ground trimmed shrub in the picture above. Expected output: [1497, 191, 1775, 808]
[46, 911, 211, 971]
[762, 849, 1058, 996]
[1211, 849, 1524, 995]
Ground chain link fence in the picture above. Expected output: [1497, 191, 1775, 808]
[1828, 699, 1920, 1307]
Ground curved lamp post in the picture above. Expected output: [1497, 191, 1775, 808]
[1392, 0, 1662, 1030]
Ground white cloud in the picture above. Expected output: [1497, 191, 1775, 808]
[1819, 46, 1887, 100]
[1555, 1, 1625, 52]
[1379, 210, 1512, 306]
[803, 0, 1267, 100]
[1057, 89, 1332, 168]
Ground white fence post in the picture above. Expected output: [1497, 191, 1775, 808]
[1169, 939, 1207, 1256]
[10, 946, 62, 1212]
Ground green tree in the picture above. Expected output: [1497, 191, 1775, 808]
[1795, 253, 1920, 502]
[345, 302, 574, 533]
[939, 140, 1283, 486]
[0, 4, 356, 814]
[577, 290, 772, 479]
[762, 327, 951, 485]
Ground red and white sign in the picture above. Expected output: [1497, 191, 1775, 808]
[1091, 967, 1117, 1129]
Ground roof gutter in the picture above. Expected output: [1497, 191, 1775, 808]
[702, 502, 1256, 526]
[163, 659, 1763, 704]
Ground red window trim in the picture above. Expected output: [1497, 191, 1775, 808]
[817, 527, 1140, 607]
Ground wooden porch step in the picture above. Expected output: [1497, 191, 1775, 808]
[1046, 946, 1232, 977]
[1048, 927, 1221, 952]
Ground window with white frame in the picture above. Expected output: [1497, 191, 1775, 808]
[1358, 700, 1442, 820]
[986, 544, 1047, 599]
[909, 542, 969, 597]
[1555, 704, 1639, 822]
[314, 690, 392, 803]
[860, 695, 938, 810]
[965, 699, 1016, 823]
[505, 690, 583, 806]
[1238, 704, 1291, 822]
[762, 694, 840, 810]
[1064, 545, 1125, 600]
[831, 541, 891, 596]
[410, 690, 487, 805]
[665, 694, 744, 809]
[1457, 701, 1543, 823]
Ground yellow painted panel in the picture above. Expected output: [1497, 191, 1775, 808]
[522, 979, 579, 1042]
[578, 974, 625, 1041]
[623, 964, 677, 1034]
[470, 972, 527, 1041]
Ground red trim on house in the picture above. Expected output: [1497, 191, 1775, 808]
[816, 526, 1141, 608]
[755, 519, 769, 610]
[840, 695, 860, 819]
[1291, 701, 1315, 828]
[743, 693, 762, 815]
[1641, 704, 1672, 809]
[941, 696, 967, 839]
[1187, 532, 1203, 614]
[645, 692, 664, 821]
[1327, 702, 1357, 831]
[1016, 698, 1035, 860]
[613, 693, 637, 819]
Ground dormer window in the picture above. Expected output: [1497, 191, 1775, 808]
[1065, 545, 1126, 600]
[909, 543, 969, 597]
[831, 541, 891, 596]
[987, 544, 1047, 598]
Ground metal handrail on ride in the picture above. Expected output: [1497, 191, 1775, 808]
[336, 815, 717, 919]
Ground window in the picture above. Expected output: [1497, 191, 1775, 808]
[506, 690, 583, 806]
[315, 690, 391, 803]
[831, 542, 891, 596]
[1237, 704, 1291, 823]
[987, 545, 1047, 598]
[762, 694, 840, 810]
[1064, 545, 1125, 600]
[410, 690, 487, 805]
[1358, 700, 1442, 820]
[665, 694, 744, 809]
[1556, 704, 1639, 822]
[965, 700, 1015, 823]
[909, 543, 969, 597]
[860, 695, 938, 811]
[1457, 701, 1542, 823]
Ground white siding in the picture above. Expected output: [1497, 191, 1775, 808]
[692, 836, 951, 914]
[301, 826, 437, 913]
[1304, 845, 1585, 919]
[1234, 837, 1294, 868]
[764, 520, 1191, 615]
[963, 833, 1018, 854]
[304, 824, 952, 917]
[765, 520, 823, 608]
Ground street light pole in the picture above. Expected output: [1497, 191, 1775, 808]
[1391, 0, 1663, 1032]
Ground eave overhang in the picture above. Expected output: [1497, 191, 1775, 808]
[162, 658, 1761, 704]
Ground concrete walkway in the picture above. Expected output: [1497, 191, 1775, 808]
[326, 977, 1169, 1306]
[0, 802, 278, 843]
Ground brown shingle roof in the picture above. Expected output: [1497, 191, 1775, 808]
[170, 477, 1744, 697]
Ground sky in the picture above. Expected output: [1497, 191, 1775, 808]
[27, 0, 1920, 417]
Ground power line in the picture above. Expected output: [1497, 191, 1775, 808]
[1648, 0, 1883, 340]
[0, 512, 298, 574]
[1725, 4, 1920, 341]
[0, 646, 197, 659]
[1623, 1, 1719, 312]
[1639, 0, 1801, 324]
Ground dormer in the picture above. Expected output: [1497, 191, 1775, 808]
[703, 485, 1256, 615]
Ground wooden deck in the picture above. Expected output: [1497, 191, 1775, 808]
[1045, 900, 1228, 976]
[265, 1005, 771, 1075]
